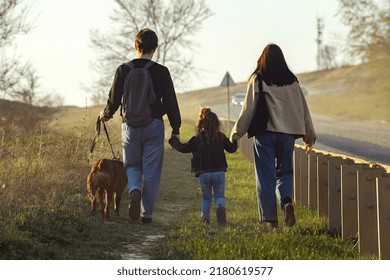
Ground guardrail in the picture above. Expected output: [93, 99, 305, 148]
[222, 120, 390, 260]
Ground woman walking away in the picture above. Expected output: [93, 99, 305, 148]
[169, 108, 238, 225]
[230, 44, 316, 229]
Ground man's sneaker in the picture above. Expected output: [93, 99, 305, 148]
[216, 206, 227, 226]
[284, 203, 296, 227]
[128, 189, 141, 221]
[141, 217, 152, 224]
[201, 218, 210, 224]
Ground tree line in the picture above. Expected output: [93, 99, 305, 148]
[0, 0, 389, 105]
[0, 0, 64, 106]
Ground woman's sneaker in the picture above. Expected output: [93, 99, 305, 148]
[284, 203, 296, 227]
[266, 221, 279, 229]
[216, 206, 226, 226]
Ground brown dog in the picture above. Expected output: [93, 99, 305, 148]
[87, 159, 127, 220]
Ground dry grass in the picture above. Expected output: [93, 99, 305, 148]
[299, 63, 390, 123]
[0, 101, 200, 259]
[177, 63, 390, 123]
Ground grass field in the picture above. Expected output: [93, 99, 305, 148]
[1, 62, 387, 260]
[0, 110, 363, 260]
[148, 123, 362, 260]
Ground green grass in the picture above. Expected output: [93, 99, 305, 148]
[149, 121, 362, 260]
[0, 104, 365, 260]
[150, 146, 361, 260]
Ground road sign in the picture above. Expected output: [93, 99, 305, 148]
[220, 71, 235, 132]
[220, 71, 236, 87]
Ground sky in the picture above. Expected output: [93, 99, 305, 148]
[14, 0, 348, 107]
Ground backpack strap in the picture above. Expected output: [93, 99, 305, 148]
[125, 60, 154, 70]
[126, 61, 135, 70]
[120, 61, 133, 118]
[143, 60, 154, 69]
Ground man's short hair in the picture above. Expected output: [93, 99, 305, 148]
[135, 28, 158, 54]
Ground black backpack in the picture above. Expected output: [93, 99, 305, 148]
[122, 60, 156, 127]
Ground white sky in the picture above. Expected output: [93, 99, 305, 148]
[15, 0, 348, 107]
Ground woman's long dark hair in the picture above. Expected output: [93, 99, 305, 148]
[250, 44, 297, 86]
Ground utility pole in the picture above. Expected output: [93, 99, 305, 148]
[316, 17, 324, 70]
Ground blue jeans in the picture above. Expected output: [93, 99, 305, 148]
[122, 119, 165, 219]
[253, 131, 295, 222]
[198, 171, 226, 220]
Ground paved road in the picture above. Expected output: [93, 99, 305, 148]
[213, 103, 390, 166]
[298, 115, 390, 165]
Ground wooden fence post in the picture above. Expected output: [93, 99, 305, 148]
[317, 154, 333, 218]
[341, 164, 368, 239]
[357, 168, 385, 258]
[377, 175, 390, 260]
[328, 157, 353, 235]
[300, 150, 310, 206]
[308, 152, 319, 208]
[293, 147, 303, 203]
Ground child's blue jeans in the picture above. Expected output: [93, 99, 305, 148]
[198, 171, 226, 220]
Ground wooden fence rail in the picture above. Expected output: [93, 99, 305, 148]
[231, 125, 390, 260]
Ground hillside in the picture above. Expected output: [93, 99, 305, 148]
[0, 99, 57, 133]
[1, 62, 389, 127]
[177, 63, 390, 123]
[298, 63, 389, 122]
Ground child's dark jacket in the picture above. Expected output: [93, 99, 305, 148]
[169, 131, 237, 177]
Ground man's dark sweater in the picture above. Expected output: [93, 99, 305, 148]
[103, 58, 181, 135]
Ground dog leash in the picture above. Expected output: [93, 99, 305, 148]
[102, 120, 119, 160]
[90, 116, 119, 160]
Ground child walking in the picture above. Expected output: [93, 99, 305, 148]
[169, 108, 238, 225]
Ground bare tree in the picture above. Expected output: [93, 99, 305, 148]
[13, 67, 40, 104]
[337, 0, 390, 97]
[0, 0, 38, 104]
[89, 0, 213, 104]
[337, 0, 390, 64]
[0, 0, 31, 48]
[39, 92, 65, 107]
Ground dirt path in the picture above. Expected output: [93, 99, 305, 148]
[117, 144, 199, 259]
